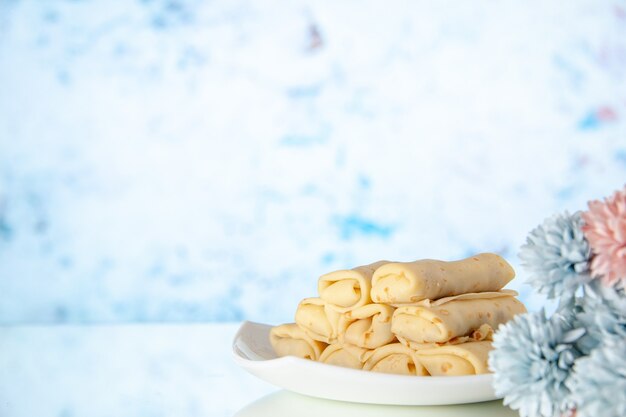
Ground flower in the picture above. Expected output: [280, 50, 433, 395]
[567, 338, 626, 417]
[519, 212, 592, 300]
[575, 280, 626, 354]
[490, 311, 585, 417]
[582, 186, 626, 287]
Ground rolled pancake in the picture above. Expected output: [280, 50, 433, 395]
[318, 344, 369, 369]
[295, 298, 342, 344]
[318, 261, 389, 312]
[370, 253, 515, 303]
[269, 323, 328, 361]
[396, 323, 494, 350]
[363, 343, 428, 376]
[338, 303, 396, 349]
[392, 291, 526, 344]
[415, 341, 493, 376]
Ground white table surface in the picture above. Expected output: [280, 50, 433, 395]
[0, 323, 518, 417]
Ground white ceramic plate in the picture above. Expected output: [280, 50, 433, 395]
[232, 321, 501, 406]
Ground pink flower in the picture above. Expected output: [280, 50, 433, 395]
[582, 186, 626, 287]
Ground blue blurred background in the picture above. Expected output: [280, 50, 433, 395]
[0, 0, 625, 324]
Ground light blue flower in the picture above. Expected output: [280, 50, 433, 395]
[567, 338, 626, 417]
[575, 281, 626, 354]
[519, 211, 591, 301]
[490, 311, 585, 417]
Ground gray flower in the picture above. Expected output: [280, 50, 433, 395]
[490, 311, 585, 417]
[567, 338, 626, 417]
[519, 211, 591, 301]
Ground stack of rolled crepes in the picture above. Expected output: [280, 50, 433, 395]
[269, 253, 526, 376]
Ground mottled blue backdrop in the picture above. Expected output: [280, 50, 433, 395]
[1, 0, 625, 324]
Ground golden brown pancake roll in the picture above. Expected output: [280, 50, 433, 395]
[362, 343, 428, 376]
[391, 291, 526, 344]
[415, 341, 493, 376]
[370, 253, 515, 304]
[318, 343, 369, 369]
[295, 297, 342, 344]
[269, 323, 328, 361]
[338, 303, 396, 349]
[318, 261, 389, 312]
[396, 323, 494, 350]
